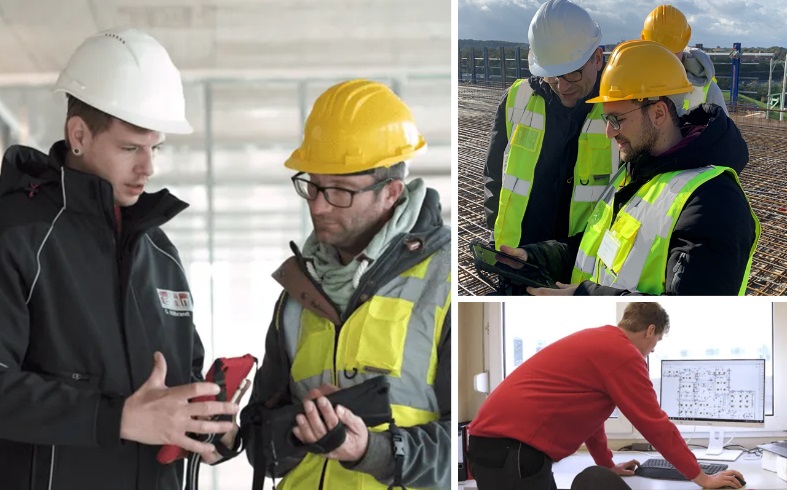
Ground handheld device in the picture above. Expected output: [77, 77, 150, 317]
[156, 354, 257, 464]
[264, 375, 392, 456]
[469, 239, 556, 288]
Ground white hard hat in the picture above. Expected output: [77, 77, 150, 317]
[54, 28, 193, 134]
[527, 0, 602, 78]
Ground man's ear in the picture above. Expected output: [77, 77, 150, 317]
[650, 100, 670, 128]
[646, 324, 657, 339]
[385, 179, 405, 207]
[593, 47, 604, 71]
[66, 116, 90, 150]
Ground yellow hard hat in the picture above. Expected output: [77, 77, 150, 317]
[641, 5, 691, 54]
[284, 79, 427, 175]
[586, 40, 693, 103]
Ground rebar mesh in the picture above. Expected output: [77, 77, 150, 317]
[458, 83, 787, 296]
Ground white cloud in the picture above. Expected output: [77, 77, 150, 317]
[459, 0, 787, 47]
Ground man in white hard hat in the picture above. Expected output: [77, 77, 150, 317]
[482, 0, 618, 295]
[0, 29, 240, 490]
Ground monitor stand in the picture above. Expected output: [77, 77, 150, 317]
[691, 428, 743, 462]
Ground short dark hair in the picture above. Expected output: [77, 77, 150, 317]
[619, 302, 670, 336]
[63, 95, 148, 149]
[372, 161, 407, 182]
[634, 96, 680, 127]
[343, 161, 407, 197]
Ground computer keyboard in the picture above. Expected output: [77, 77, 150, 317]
[634, 458, 728, 480]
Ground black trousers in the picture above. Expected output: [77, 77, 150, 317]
[467, 435, 557, 490]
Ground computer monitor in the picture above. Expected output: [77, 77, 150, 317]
[660, 359, 765, 460]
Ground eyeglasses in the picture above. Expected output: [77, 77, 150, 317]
[291, 172, 392, 208]
[601, 102, 658, 131]
[543, 58, 592, 84]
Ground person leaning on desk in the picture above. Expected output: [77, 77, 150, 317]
[466, 302, 745, 489]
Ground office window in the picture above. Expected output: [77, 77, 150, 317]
[503, 299, 618, 376]
[502, 299, 622, 418]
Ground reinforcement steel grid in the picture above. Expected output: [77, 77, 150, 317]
[458, 83, 787, 296]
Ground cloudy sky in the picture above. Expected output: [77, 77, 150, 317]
[459, 0, 787, 48]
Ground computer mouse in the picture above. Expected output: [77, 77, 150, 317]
[720, 474, 746, 489]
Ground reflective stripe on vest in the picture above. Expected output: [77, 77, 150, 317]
[571, 166, 760, 295]
[495, 78, 619, 248]
[277, 246, 451, 489]
[683, 77, 715, 112]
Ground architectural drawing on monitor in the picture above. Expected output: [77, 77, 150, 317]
[662, 365, 758, 420]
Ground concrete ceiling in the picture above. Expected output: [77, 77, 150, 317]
[0, 0, 452, 149]
[0, 0, 453, 257]
[0, 0, 450, 82]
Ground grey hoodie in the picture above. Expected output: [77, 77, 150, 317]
[683, 47, 729, 115]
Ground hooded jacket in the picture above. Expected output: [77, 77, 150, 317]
[524, 104, 757, 295]
[483, 71, 603, 244]
[0, 141, 203, 489]
[243, 186, 451, 489]
[682, 47, 728, 115]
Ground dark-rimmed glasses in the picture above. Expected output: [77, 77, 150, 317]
[601, 102, 658, 131]
[291, 172, 392, 208]
[543, 57, 593, 84]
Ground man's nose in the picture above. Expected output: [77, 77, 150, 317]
[136, 150, 154, 177]
[605, 120, 619, 139]
[556, 77, 574, 91]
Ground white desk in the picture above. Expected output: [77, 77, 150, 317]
[459, 451, 787, 489]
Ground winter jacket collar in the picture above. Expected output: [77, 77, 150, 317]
[273, 186, 449, 323]
[0, 140, 188, 233]
[626, 104, 748, 182]
[616, 104, 748, 209]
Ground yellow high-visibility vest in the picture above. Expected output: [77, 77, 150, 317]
[494, 78, 620, 248]
[276, 247, 451, 489]
[572, 166, 759, 294]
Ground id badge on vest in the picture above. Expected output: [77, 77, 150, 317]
[597, 230, 621, 273]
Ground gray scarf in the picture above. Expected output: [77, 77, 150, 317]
[301, 179, 427, 313]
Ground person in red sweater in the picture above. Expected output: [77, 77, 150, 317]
[467, 302, 745, 489]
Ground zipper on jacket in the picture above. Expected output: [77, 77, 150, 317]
[317, 459, 328, 489]
[113, 232, 136, 393]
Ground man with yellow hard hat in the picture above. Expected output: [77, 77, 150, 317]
[503, 40, 759, 296]
[641, 4, 728, 115]
[243, 80, 451, 489]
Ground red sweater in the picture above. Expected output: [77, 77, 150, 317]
[471, 326, 702, 480]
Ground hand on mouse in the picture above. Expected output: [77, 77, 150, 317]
[692, 469, 745, 488]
